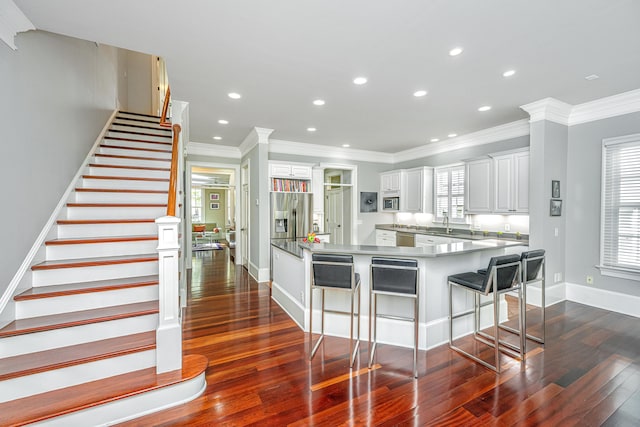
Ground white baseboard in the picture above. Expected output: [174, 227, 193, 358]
[566, 282, 640, 318]
[520, 282, 566, 307]
[271, 282, 305, 330]
[248, 261, 270, 283]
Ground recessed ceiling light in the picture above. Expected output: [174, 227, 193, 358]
[313, 99, 325, 106]
[342, 144, 350, 148]
[307, 127, 317, 132]
[503, 69, 516, 77]
[413, 90, 428, 97]
[478, 105, 492, 112]
[448, 133, 457, 138]
[430, 138, 439, 143]
[449, 47, 463, 56]
[227, 92, 241, 99]
[213, 136, 222, 140]
[585, 74, 600, 81]
[353, 77, 368, 85]
[218, 119, 229, 124]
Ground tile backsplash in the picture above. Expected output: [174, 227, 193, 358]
[395, 212, 529, 234]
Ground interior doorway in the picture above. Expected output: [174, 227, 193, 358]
[323, 168, 353, 245]
[241, 160, 250, 270]
[186, 162, 240, 264]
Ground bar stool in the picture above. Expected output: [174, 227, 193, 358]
[309, 253, 361, 367]
[369, 257, 419, 378]
[448, 254, 523, 373]
[478, 250, 546, 344]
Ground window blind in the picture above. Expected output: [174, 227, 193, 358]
[434, 165, 465, 222]
[601, 137, 640, 274]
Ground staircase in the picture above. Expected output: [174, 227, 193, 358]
[0, 111, 206, 426]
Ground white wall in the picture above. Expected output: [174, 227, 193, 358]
[126, 50, 152, 115]
[0, 30, 127, 300]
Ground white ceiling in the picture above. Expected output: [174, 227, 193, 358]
[16, 0, 640, 153]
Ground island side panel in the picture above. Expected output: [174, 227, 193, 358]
[271, 245, 307, 329]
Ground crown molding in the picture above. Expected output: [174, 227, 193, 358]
[269, 138, 395, 164]
[569, 88, 640, 126]
[186, 141, 241, 159]
[0, 0, 35, 50]
[238, 127, 274, 157]
[520, 98, 572, 125]
[393, 119, 530, 164]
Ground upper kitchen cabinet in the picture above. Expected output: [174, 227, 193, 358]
[270, 161, 313, 192]
[402, 167, 433, 213]
[465, 158, 492, 214]
[492, 150, 529, 213]
[380, 170, 402, 196]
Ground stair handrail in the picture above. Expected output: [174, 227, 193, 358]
[160, 86, 171, 128]
[167, 124, 181, 216]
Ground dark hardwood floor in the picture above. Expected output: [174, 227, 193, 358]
[119, 248, 640, 426]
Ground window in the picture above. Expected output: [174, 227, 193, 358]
[600, 134, 640, 280]
[434, 165, 466, 223]
[191, 187, 203, 223]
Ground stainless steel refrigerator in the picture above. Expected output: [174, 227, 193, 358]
[270, 192, 313, 242]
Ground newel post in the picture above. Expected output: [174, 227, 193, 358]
[155, 215, 182, 373]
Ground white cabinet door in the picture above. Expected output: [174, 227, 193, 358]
[312, 168, 324, 213]
[270, 163, 291, 178]
[465, 158, 492, 213]
[380, 171, 401, 194]
[494, 155, 513, 213]
[375, 229, 396, 246]
[514, 151, 529, 212]
[492, 151, 529, 213]
[403, 168, 423, 212]
[290, 165, 312, 178]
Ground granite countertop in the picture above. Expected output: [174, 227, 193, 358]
[375, 224, 529, 243]
[271, 240, 305, 258]
[298, 239, 527, 258]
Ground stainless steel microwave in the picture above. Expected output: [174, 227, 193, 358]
[383, 197, 399, 210]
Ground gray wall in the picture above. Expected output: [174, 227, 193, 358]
[395, 135, 530, 169]
[0, 30, 127, 295]
[126, 50, 152, 115]
[566, 111, 640, 297]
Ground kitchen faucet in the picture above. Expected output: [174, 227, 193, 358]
[443, 212, 451, 234]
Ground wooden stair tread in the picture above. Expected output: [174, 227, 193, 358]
[45, 235, 158, 245]
[118, 111, 162, 119]
[0, 331, 156, 381]
[111, 123, 172, 132]
[0, 301, 158, 338]
[32, 253, 158, 270]
[0, 354, 206, 426]
[65, 204, 166, 213]
[94, 153, 171, 162]
[75, 188, 168, 194]
[100, 144, 172, 154]
[81, 174, 169, 182]
[88, 163, 171, 172]
[57, 219, 155, 225]
[14, 275, 159, 300]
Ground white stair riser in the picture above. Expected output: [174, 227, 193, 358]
[116, 113, 160, 121]
[112, 118, 166, 129]
[81, 178, 169, 191]
[106, 131, 172, 143]
[67, 205, 166, 220]
[46, 239, 158, 261]
[0, 349, 156, 403]
[93, 155, 171, 169]
[33, 260, 159, 286]
[57, 222, 157, 238]
[110, 123, 172, 136]
[16, 285, 159, 319]
[99, 146, 172, 160]
[75, 191, 167, 204]
[39, 372, 206, 427]
[87, 165, 169, 179]
[0, 313, 158, 358]
[103, 138, 172, 151]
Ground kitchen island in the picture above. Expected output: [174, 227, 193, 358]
[271, 239, 528, 351]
